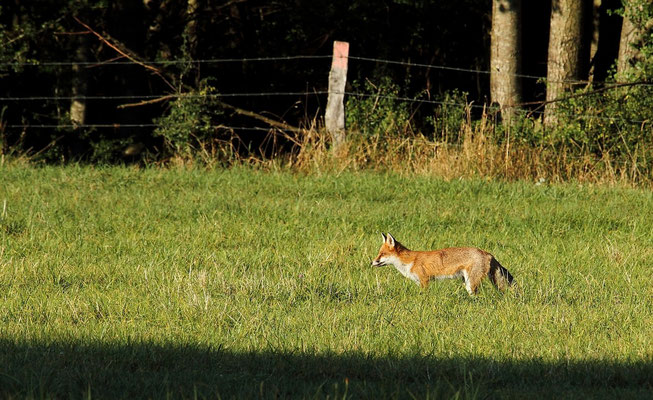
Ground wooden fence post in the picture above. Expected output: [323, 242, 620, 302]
[325, 41, 349, 150]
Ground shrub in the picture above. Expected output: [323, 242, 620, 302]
[153, 83, 225, 159]
[345, 77, 412, 136]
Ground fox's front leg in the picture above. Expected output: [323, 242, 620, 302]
[419, 277, 430, 289]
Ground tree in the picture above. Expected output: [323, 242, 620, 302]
[544, 0, 590, 127]
[587, 0, 622, 83]
[616, 0, 650, 80]
[71, 34, 90, 127]
[184, 0, 200, 87]
[490, 0, 522, 122]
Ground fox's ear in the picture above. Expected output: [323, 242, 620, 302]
[386, 233, 396, 247]
[381, 233, 387, 243]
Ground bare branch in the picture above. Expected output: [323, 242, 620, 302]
[73, 17, 176, 91]
[117, 95, 176, 109]
[216, 101, 301, 132]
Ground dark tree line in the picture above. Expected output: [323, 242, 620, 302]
[490, 0, 648, 123]
[0, 0, 650, 162]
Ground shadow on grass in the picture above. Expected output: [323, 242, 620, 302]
[0, 339, 651, 399]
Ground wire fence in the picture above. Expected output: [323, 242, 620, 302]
[1, 54, 651, 130]
[0, 92, 329, 102]
[2, 123, 279, 132]
[4, 54, 652, 86]
[2, 90, 649, 128]
[0, 55, 332, 68]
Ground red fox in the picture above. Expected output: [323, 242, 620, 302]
[371, 233, 514, 295]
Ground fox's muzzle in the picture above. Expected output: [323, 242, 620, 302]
[371, 259, 385, 267]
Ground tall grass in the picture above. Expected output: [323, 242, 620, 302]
[221, 107, 651, 187]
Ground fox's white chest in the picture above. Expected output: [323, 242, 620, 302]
[389, 258, 420, 285]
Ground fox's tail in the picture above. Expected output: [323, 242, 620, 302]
[489, 257, 514, 290]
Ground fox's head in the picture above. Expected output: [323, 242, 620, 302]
[371, 233, 402, 267]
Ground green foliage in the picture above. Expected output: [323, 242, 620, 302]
[153, 83, 224, 158]
[428, 89, 469, 142]
[551, 85, 653, 162]
[485, 111, 544, 148]
[0, 5, 40, 74]
[618, 0, 653, 81]
[82, 130, 132, 164]
[345, 77, 412, 136]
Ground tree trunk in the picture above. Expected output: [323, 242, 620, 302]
[185, 0, 200, 86]
[544, 0, 589, 128]
[616, 4, 640, 79]
[70, 34, 90, 128]
[490, 0, 522, 122]
[588, 0, 622, 83]
[144, 0, 172, 60]
[588, 0, 601, 81]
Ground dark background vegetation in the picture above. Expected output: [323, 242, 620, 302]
[0, 0, 651, 164]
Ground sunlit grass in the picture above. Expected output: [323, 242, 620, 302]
[1, 165, 652, 398]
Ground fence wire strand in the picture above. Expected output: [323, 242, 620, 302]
[4, 54, 652, 87]
[0, 55, 332, 68]
[2, 89, 648, 126]
[3, 123, 277, 131]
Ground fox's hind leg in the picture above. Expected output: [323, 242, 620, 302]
[462, 268, 483, 295]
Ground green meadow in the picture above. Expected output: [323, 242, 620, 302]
[1, 165, 652, 399]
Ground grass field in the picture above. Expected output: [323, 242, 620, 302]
[1, 165, 652, 399]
